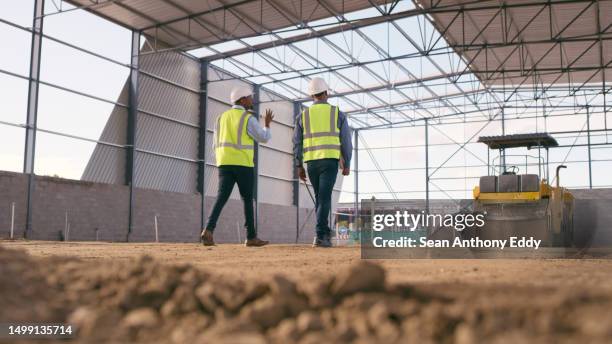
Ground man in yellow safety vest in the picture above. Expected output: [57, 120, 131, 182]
[201, 87, 273, 247]
[293, 78, 352, 247]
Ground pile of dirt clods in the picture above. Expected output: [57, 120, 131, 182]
[1, 245, 611, 343]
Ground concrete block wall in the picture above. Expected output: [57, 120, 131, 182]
[0, 171, 317, 243]
[129, 188, 201, 242]
[31, 175, 129, 241]
[4, 169, 609, 247]
[0, 172, 28, 239]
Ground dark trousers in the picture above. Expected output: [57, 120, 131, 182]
[306, 158, 338, 238]
[205, 165, 256, 240]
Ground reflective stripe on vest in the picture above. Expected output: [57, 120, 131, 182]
[302, 104, 341, 162]
[215, 108, 254, 167]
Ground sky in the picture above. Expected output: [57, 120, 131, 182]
[0, 0, 610, 204]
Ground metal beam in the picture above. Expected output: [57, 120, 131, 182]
[198, 60, 209, 233]
[253, 84, 260, 235]
[425, 118, 429, 217]
[202, 8, 419, 61]
[295, 71, 471, 103]
[140, 0, 257, 31]
[353, 129, 359, 231]
[586, 106, 593, 188]
[293, 102, 301, 244]
[126, 31, 140, 241]
[24, 0, 45, 238]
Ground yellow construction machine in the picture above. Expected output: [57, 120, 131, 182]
[469, 133, 574, 247]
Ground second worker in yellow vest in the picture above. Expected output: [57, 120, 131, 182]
[201, 86, 273, 247]
[293, 77, 353, 248]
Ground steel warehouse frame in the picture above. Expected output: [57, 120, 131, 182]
[1, 0, 610, 240]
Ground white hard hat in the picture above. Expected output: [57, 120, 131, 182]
[307, 77, 329, 96]
[230, 86, 252, 104]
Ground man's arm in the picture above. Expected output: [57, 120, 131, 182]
[246, 114, 271, 143]
[338, 110, 353, 171]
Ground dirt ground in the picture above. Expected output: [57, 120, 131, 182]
[1, 240, 612, 343]
[5, 241, 612, 290]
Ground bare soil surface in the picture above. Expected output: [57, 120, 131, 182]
[7, 241, 612, 289]
[1, 240, 612, 343]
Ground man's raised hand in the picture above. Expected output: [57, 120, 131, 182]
[264, 109, 274, 128]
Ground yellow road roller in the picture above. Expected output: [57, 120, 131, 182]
[469, 133, 574, 247]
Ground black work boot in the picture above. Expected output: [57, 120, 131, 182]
[313, 235, 332, 248]
[200, 229, 215, 246]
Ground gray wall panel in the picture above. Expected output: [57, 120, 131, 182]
[138, 74, 199, 125]
[258, 148, 294, 181]
[136, 112, 198, 160]
[84, 47, 200, 192]
[259, 89, 296, 127]
[140, 50, 200, 90]
[207, 67, 253, 102]
[258, 176, 293, 205]
[82, 145, 126, 185]
[81, 81, 128, 184]
[262, 128, 294, 154]
[206, 99, 227, 132]
[134, 153, 197, 194]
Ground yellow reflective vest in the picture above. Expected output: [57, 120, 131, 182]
[215, 108, 254, 167]
[302, 103, 341, 162]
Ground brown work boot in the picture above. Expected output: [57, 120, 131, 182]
[200, 229, 215, 246]
[244, 238, 269, 247]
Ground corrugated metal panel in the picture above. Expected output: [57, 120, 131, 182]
[132, 48, 201, 193]
[258, 148, 294, 181]
[416, 0, 610, 85]
[136, 112, 198, 160]
[81, 81, 129, 184]
[66, 0, 388, 49]
[207, 74, 253, 104]
[258, 176, 293, 205]
[134, 153, 197, 193]
[140, 50, 200, 90]
[138, 74, 199, 125]
[81, 145, 127, 184]
[259, 89, 296, 127]
[84, 46, 201, 193]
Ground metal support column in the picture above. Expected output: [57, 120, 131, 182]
[198, 60, 209, 233]
[253, 85, 260, 234]
[293, 102, 301, 243]
[425, 118, 429, 217]
[538, 146, 542, 178]
[353, 129, 359, 231]
[546, 147, 550, 181]
[586, 106, 593, 189]
[501, 107, 506, 169]
[126, 31, 140, 241]
[487, 147, 490, 175]
[23, 0, 45, 238]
